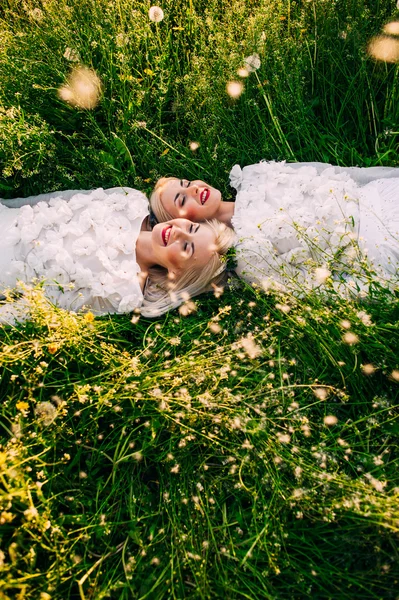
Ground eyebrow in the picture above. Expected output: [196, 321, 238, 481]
[174, 180, 184, 205]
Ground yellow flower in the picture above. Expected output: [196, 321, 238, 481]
[16, 401, 29, 412]
[84, 312, 95, 323]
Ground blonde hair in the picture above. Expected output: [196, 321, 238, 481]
[141, 219, 236, 317]
[150, 177, 180, 223]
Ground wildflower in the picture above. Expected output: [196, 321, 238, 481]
[169, 337, 181, 346]
[314, 267, 331, 284]
[324, 415, 338, 426]
[209, 322, 222, 334]
[35, 402, 57, 426]
[58, 66, 102, 110]
[132, 451, 143, 461]
[242, 439, 253, 450]
[149, 6, 164, 22]
[29, 8, 43, 20]
[368, 35, 399, 63]
[16, 400, 29, 412]
[237, 67, 249, 78]
[391, 370, 399, 382]
[79, 471, 87, 479]
[178, 300, 196, 316]
[356, 311, 372, 326]
[171, 464, 180, 474]
[277, 433, 291, 443]
[313, 387, 328, 400]
[116, 33, 129, 47]
[151, 557, 160, 565]
[343, 332, 359, 345]
[84, 311, 95, 322]
[47, 343, 58, 354]
[275, 303, 291, 313]
[63, 47, 80, 62]
[24, 506, 38, 521]
[244, 53, 261, 72]
[0, 550, 4, 568]
[364, 473, 386, 492]
[340, 320, 351, 329]
[361, 363, 375, 375]
[239, 335, 262, 359]
[226, 81, 244, 99]
[189, 141, 200, 151]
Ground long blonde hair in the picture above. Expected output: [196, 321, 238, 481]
[141, 219, 236, 317]
[150, 177, 180, 223]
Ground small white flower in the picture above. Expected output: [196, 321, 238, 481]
[244, 53, 261, 72]
[149, 6, 164, 22]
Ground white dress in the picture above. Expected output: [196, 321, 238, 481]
[230, 161, 399, 296]
[0, 187, 149, 324]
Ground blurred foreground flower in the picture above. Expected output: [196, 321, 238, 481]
[58, 66, 102, 109]
[383, 22, 399, 35]
[368, 35, 399, 63]
[149, 6, 164, 22]
[226, 81, 244, 99]
[244, 53, 261, 72]
[35, 401, 57, 426]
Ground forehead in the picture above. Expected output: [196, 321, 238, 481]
[189, 225, 217, 266]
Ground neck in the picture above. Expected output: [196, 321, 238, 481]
[215, 201, 235, 227]
[136, 231, 158, 272]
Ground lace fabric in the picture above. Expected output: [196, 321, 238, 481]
[2, 187, 149, 315]
[230, 161, 399, 295]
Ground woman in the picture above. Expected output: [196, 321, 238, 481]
[0, 187, 235, 324]
[150, 162, 399, 296]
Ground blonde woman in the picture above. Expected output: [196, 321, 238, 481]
[0, 187, 235, 324]
[150, 162, 399, 296]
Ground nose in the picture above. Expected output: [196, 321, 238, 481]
[186, 184, 199, 197]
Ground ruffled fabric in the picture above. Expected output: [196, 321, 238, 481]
[4, 187, 149, 315]
[230, 161, 399, 296]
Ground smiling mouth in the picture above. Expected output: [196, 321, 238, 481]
[200, 189, 210, 205]
[162, 225, 172, 246]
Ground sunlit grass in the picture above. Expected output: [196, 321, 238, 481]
[0, 0, 399, 598]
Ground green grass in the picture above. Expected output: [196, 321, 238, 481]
[0, 0, 399, 598]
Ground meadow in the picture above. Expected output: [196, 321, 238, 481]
[0, 0, 399, 598]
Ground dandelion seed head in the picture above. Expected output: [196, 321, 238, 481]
[58, 66, 102, 110]
[343, 331, 359, 345]
[244, 53, 261, 72]
[313, 387, 328, 401]
[368, 35, 399, 63]
[226, 81, 244, 99]
[391, 369, 399, 382]
[324, 415, 338, 426]
[35, 401, 57, 426]
[277, 433, 291, 444]
[340, 319, 351, 329]
[237, 67, 249, 77]
[149, 6, 164, 22]
[361, 363, 375, 375]
[383, 21, 399, 35]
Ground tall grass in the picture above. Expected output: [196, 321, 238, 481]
[0, 0, 399, 598]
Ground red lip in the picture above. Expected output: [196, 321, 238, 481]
[200, 189, 210, 205]
[162, 225, 172, 246]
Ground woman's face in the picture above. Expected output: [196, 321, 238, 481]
[151, 218, 217, 274]
[158, 178, 222, 221]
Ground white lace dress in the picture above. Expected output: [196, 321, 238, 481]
[230, 161, 399, 296]
[0, 187, 149, 324]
